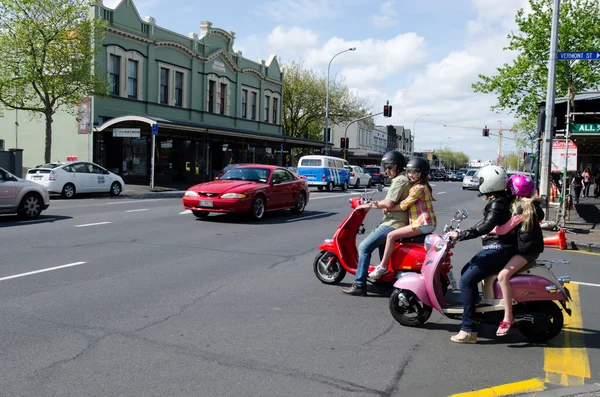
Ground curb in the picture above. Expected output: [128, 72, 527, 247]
[568, 239, 600, 254]
[127, 191, 185, 199]
[521, 383, 600, 397]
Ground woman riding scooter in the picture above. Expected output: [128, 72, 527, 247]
[446, 165, 517, 344]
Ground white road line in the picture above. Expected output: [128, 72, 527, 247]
[573, 281, 600, 288]
[286, 213, 332, 222]
[0, 262, 86, 282]
[126, 209, 149, 213]
[310, 192, 362, 200]
[106, 199, 163, 205]
[75, 221, 112, 228]
[179, 210, 192, 215]
[437, 191, 447, 195]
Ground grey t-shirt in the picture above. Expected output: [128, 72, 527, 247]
[380, 174, 410, 229]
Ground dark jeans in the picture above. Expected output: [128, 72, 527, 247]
[459, 247, 518, 333]
[573, 186, 582, 203]
[584, 183, 591, 197]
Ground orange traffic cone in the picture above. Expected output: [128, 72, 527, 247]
[544, 228, 567, 250]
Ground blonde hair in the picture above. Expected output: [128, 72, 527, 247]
[512, 197, 543, 232]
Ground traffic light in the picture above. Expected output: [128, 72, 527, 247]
[482, 126, 489, 137]
[324, 127, 331, 142]
[383, 105, 393, 117]
[340, 137, 348, 149]
[345, 137, 349, 148]
[523, 152, 527, 159]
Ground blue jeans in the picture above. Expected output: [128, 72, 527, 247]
[459, 247, 517, 332]
[354, 224, 395, 287]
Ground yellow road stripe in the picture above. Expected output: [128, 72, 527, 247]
[448, 378, 545, 397]
[552, 248, 600, 256]
[544, 284, 591, 386]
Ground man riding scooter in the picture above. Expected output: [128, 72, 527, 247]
[341, 150, 411, 296]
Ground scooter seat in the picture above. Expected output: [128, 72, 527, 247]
[399, 233, 431, 244]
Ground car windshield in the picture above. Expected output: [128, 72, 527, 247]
[466, 170, 477, 176]
[220, 167, 270, 183]
[364, 167, 380, 173]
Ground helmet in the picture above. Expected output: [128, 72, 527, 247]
[405, 157, 430, 181]
[381, 150, 406, 172]
[476, 165, 508, 195]
[508, 174, 534, 197]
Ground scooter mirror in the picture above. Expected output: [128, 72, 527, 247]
[460, 208, 470, 219]
[454, 210, 464, 222]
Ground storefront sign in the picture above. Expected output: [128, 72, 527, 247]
[572, 124, 600, 134]
[551, 141, 577, 172]
[113, 128, 141, 138]
[212, 60, 227, 73]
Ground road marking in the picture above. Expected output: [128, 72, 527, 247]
[106, 199, 163, 205]
[286, 213, 334, 222]
[448, 378, 545, 397]
[125, 209, 149, 213]
[0, 262, 86, 282]
[573, 281, 600, 288]
[310, 192, 361, 200]
[544, 283, 590, 386]
[437, 191, 447, 195]
[74, 221, 112, 228]
[180, 210, 192, 215]
[555, 249, 600, 256]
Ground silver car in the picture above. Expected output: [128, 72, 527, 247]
[0, 166, 50, 219]
[462, 169, 481, 190]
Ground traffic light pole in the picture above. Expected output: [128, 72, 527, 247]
[343, 111, 384, 160]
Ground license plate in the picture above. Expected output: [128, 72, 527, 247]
[32, 176, 43, 180]
[199, 200, 213, 207]
[447, 271, 457, 290]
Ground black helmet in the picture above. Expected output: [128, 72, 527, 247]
[406, 157, 430, 181]
[381, 150, 406, 172]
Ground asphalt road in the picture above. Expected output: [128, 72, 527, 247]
[0, 181, 598, 397]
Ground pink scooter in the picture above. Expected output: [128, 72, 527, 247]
[389, 208, 572, 342]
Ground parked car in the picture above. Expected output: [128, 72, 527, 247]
[183, 165, 309, 221]
[348, 166, 372, 188]
[454, 171, 465, 181]
[446, 171, 456, 181]
[26, 161, 125, 198]
[462, 169, 480, 190]
[0, 166, 50, 219]
[363, 165, 387, 186]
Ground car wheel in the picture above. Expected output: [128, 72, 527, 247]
[354, 179, 360, 189]
[110, 182, 122, 196]
[18, 193, 43, 220]
[250, 195, 266, 221]
[62, 183, 76, 199]
[291, 192, 306, 214]
[326, 181, 334, 192]
[366, 179, 372, 188]
[341, 180, 348, 191]
[461, 186, 466, 190]
[192, 210, 209, 218]
[317, 186, 324, 191]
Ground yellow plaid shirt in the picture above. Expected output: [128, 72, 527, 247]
[399, 183, 437, 230]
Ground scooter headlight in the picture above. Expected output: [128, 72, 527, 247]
[424, 235, 433, 251]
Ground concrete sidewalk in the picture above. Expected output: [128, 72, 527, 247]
[118, 183, 187, 199]
[546, 197, 600, 254]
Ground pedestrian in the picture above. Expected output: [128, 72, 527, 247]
[594, 171, 600, 199]
[341, 150, 411, 296]
[582, 167, 591, 198]
[571, 171, 583, 205]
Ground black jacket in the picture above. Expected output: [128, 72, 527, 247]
[516, 201, 545, 255]
[458, 194, 517, 246]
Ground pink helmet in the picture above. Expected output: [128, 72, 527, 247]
[508, 174, 534, 197]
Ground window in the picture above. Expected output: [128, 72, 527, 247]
[272, 97, 278, 124]
[109, 55, 120, 95]
[127, 59, 138, 99]
[264, 94, 270, 122]
[241, 89, 248, 119]
[208, 80, 215, 113]
[251, 92, 257, 120]
[219, 83, 226, 115]
[175, 72, 183, 107]
[160, 68, 169, 104]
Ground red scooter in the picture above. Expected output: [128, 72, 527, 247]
[313, 189, 454, 289]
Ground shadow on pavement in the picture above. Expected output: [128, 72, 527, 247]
[190, 210, 338, 225]
[0, 214, 72, 228]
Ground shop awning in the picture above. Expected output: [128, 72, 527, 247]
[96, 115, 324, 148]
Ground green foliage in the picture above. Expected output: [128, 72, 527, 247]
[502, 152, 521, 171]
[0, 0, 108, 162]
[473, 0, 600, 129]
[282, 59, 370, 142]
[437, 147, 470, 169]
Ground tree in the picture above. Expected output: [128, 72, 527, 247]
[472, 0, 600, 132]
[437, 147, 470, 170]
[501, 152, 520, 171]
[282, 59, 370, 142]
[0, 0, 108, 163]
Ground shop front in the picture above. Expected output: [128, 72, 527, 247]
[94, 116, 323, 187]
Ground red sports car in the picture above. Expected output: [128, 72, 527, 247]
[182, 164, 310, 221]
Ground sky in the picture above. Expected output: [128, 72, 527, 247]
[104, 0, 535, 162]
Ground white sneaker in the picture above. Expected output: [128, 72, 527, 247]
[368, 266, 389, 279]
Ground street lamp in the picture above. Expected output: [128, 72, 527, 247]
[439, 136, 451, 150]
[411, 113, 429, 157]
[324, 47, 356, 155]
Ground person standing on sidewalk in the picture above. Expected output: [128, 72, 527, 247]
[572, 171, 584, 205]
[582, 168, 591, 198]
[594, 171, 600, 199]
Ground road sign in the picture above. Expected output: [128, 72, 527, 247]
[557, 52, 600, 60]
[551, 141, 577, 172]
[572, 124, 600, 134]
[151, 124, 158, 135]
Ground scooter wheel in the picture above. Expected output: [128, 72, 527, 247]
[313, 251, 346, 284]
[517, 301, 564, 343]
[389, 289, 432, 327]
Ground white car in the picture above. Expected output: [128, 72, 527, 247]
[0, 166, 50, 219]
[462, 169, 480, 190]
[348, 165, 372, 189]
[26, 161, 125, 198]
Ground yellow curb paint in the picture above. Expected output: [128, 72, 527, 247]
[544, 284, 591, 386]
[552, 249, 600, 256]
[448, 378, 546, 397]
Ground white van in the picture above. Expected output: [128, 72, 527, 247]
[297, 155, 351, 191]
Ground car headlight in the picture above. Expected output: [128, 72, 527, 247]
[220, 193, 247, 199]
[184, 191, 199, 197]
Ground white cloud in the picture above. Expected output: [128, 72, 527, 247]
[255, 0, 338, 22]
[267, 26, 319, 52]
[371, 1, 398, 28]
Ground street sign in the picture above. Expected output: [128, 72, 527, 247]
[151, 123, 158, 135]
[551, 141, 577, 172]
[572, 124, 600, 134]
[113, 128, 140, 138]
[557, 52, 600, 60]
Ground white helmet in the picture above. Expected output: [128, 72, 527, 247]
[476, 165, 508, 195]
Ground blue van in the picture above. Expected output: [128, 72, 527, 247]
[297, 155, 350, 191]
